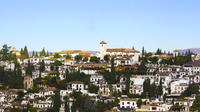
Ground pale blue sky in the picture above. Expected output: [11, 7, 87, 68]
[0, 0, 200, 52]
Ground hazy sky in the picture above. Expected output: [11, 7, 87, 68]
[0, 0, 200, 52]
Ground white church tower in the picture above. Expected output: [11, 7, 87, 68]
[100, 41, 107, 60]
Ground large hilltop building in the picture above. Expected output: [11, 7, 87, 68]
[12, 47, 21, 57]
[59, 50, 92, 58]
[100, 41, 140, 65]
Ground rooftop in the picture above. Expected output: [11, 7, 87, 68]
[100, 41, 107, 44]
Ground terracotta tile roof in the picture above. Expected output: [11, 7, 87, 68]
[157, 73, 169, 76]
[100, 41, 107, 44]
[185, 62, 200, 67]
[59, 50, 91, 57]
[120, 98, 137, 101]
[106, 48, 140, 53]
[151, 103, 159, 106]
[173, 50, 180, 52]
[157, 55, 173, 59]
[68, 81, 84, 84]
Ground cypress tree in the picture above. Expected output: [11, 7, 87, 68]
[111, 57, 115, 73]
[32, 51, 35, 57]
[53, 90, 61, 112]
[35, 52, 38, 57]
[39, 60, 45, 73]
[24, 46, 29, 58]
[26, 60, 32, 76]
[40, 48, 46, 56]
[46, 50, 49, 57]
[158, 78, 163, 96]
[142, 47, 145, 56]
[20, 48, 24, 58]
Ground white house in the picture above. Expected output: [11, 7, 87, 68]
[150, 103, 172, 111]
[99, 41, 140, 64]
[130, 85, 143, 95]
[170, 79, 189, 95]
[33, 99, 53, 109]
[4, 63, 15, 71]
[90, 74, 104, 84]
[156, 73, 172, 89]
[67, 81, 85, 93]
[173, 50, 179, 57]
[98, 84, 111, 97]
[119, 98, 137, 110]
[129, 77, 145, 95]
[184, 62, 200, 74]
[189, 75, 200, 84]
[159, 66, 172, 73]
[37, 90, 55, 98]
[60, 90, 72, 97]
[112, 83, 126, 93]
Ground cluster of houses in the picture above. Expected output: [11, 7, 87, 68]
[0, 41, 200, 112]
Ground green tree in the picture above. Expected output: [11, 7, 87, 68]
[46, 51, 49, 57]
[88, 84, 99, 94]
[26, 60, 34, 76]
[137, 99, 143, 108]
[53, 90, 61, 112]
[148, 57, 158, 64]
[16, 91, 25, 101]
[149, 82, 156, 98]
[32, 51, 35, 57]
[181, 84, 199, 97]
[50, 65, 54, 71]
[90, 56, 100, 63]
[83, 97, 96, 112]
[125, 75, 130, 95]
[54, 53, 62, 59]
[54, 60, 62, 66]
[75, 55, 82, 63]
[40, 48, 46, 56]
[170, 103, 183, 112]
[155, 48, 162, 55]
[190, 96, 200, 111]
[35, 52, 38, 57]
[65, 68, 69, 81]
[138, 59, 147, 75]
[65, 54, 72, 59]
[39, 60, 45, 73]
[142, 47, 145, 56]
[64, 96, 70, 112]
[158, 79, 163, 96]
[111, 57, 115, 73]
[20, 48, 24, 58]
[83, 57, 88, 62]
[96, 101, 114, 112]
[24, 46, 29, 58]
[0, 44, 12, 61]
[142, 78, 150, 98]
[104, 55, 110, 63]
[7, 66, 24, 89]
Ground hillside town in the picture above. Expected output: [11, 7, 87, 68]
[0, 41, 200, 112]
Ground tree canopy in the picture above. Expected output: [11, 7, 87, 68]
[75, 55, 82, 63]
[90, 56, 100, 63]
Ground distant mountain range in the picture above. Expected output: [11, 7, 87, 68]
[179, 48, 200, 54]
[29, 51, 99, 55]
[28, 49, 200, 56]
[28, 51, 54, 55]
[90, 51, 100, 55]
